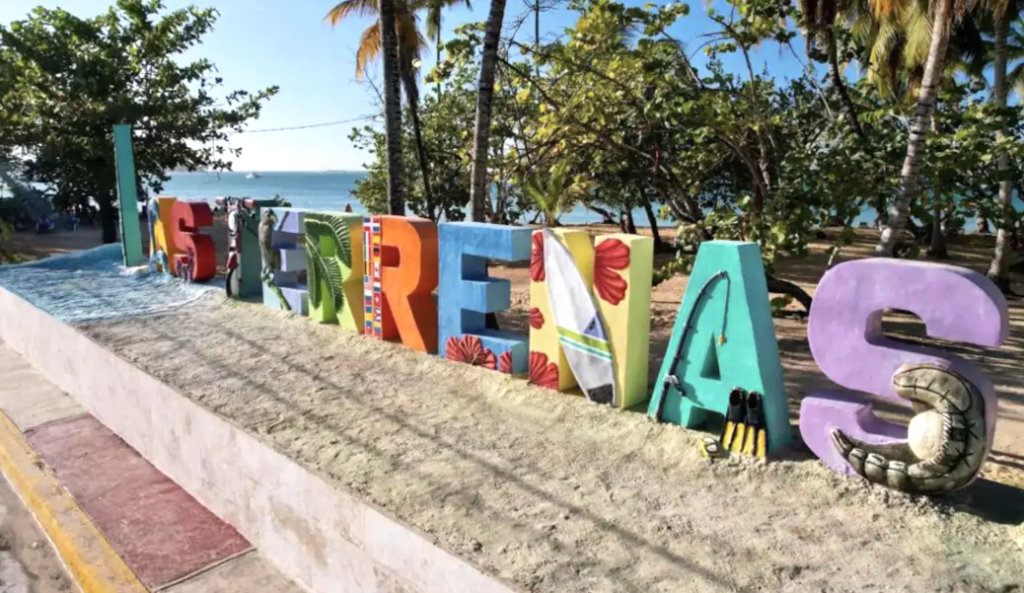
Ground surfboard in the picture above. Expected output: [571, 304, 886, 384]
[542, 228, 617, 405]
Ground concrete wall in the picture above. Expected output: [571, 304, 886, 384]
[0, 287, 518, 593]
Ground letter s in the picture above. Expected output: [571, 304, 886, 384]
[800, 259, 1008, 477]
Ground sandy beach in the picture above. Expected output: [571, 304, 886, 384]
[8, 218, 1023, 591]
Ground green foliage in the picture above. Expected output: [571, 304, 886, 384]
[350, 62, 482, 221]
[304, 213, 352, 314]
[351, 0, 1024, 303]
[523, 160, 595, 225]
[0, 0, 278, 242]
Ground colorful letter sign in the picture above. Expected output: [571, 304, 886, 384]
[527, 230, 653, 407]
[438, 222, 532, 373]
[306, 212, 363, 330]
[363, 216, 438, 353]
[169, 200, 216, 282]
[262, 208, 309, 315]
[799, 259, 1008, 487]
[149, 196, 178, 274]
[648, 241, 792, 453]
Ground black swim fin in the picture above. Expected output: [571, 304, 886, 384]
[699, 388, 746, 459]
[722, 388, 747, 453]
[741, 391, 768, 460]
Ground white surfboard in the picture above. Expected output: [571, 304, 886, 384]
[542, 228, 617, 406]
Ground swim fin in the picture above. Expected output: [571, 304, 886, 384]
[723, 388, 746, 451]
[699, 388, 746, 459]
[741, 391, 768, 460]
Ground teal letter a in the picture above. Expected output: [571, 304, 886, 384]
[647, 241, 793, 453]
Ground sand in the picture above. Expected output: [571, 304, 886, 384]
[65, 228, 1024, 593]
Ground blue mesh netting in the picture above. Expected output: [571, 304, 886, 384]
[0, 244, 220, 323]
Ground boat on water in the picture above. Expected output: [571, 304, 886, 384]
[246, 172, 262, 179]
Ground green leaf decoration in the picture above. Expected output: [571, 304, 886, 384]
[305, 230, 323, 310]
[303, 213, 353, 315]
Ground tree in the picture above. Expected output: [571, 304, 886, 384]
[425, 0, 472, 98]
[369, 0, 408, 215]
[349, 64, 476, 221]
[468, 0, 510, 221]
[987, 1, 1018, 290]
[798, 0, 865, 139]
[875, 0, 956, 256]
[0, 0, 277, 243]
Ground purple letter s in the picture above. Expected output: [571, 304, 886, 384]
[800, 259, 1008, 476]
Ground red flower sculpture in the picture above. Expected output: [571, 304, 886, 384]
[529, 307, 544, 330]
[594, 239, 630, 305]
[530, 232, 545, 282]
[499, 351, 513, 374]
[529, 351, 559, 390]
[445, 335, 496, 370]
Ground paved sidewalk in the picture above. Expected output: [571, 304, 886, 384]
[0, 340, 305, 593]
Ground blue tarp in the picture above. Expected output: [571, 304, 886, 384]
[0, 244, 220, 323]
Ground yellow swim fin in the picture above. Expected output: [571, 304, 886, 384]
[730, 424, 747, 454]
[744, 391, 768, 460]
[754, 427, 767, 460]
[723, 388, 746, 452]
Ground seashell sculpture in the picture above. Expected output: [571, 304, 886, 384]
[830, 363, 987, 494]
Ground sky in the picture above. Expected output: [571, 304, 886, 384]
[0, 0, 814, 172]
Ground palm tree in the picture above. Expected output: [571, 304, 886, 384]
[798, 0, 867, 139]
[874, 0, 957, 256]
[327, 0, 431, 215]
[987, 3, 1020, 291]
[425, 0, 471, 98]
[469, 0, 509, 222]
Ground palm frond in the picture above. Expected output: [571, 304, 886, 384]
[304, 213, 352, 314]
[356, 22, 382, 80]
[325, 0, 379, 25]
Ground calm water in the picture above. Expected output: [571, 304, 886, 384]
[0, 244, 217, 322]
[161, 171, 671, 227]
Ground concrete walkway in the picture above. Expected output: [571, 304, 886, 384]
[0, 340, 304, 593]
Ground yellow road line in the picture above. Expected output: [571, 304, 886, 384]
[0, 411, 148, 593]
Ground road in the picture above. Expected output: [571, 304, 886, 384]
[0, 476, 69, 593]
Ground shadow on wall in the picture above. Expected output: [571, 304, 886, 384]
[95, 308, 743, 592]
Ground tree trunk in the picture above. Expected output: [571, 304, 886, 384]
[534, 0, 540, 80]
[99, 191, 117, 244]
[642, 201, 663, 248]
[875, 0, 952, 256]
[625, 208, 637, 234]
[988, 9, 1014, 292]
[379, 0, 405, 215]
[766, 275, 812, 313]
[929, 204, 949, 259]
[468, 0, 508, 222]
[436, 29, 443, 99]
[977, 214, 991, 234]
[401, 71, 434, 219]
[826, 28, 865, 141]
[587, 204, 619, 225]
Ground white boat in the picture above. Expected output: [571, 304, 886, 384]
[543, 228, 617, 405]
[246, 172, 262, 179]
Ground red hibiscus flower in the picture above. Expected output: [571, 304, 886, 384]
[529, 307, 544, 330]
[594, 239, 630, 305]
[529, 351, 559, 390]
[445, 335, 496, 369]
[499, 351, 513, 374]
[530, 232, 545, 282]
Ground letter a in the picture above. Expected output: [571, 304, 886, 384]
[647, 241, 792, 453]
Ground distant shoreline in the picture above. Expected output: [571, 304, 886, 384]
[166, 169, 368, 175]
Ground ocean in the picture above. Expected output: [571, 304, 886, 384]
[11, 170, 1018, 230]
[160, 171, 672, 227]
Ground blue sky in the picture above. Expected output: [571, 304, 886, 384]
[1, 0, 814, 171]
